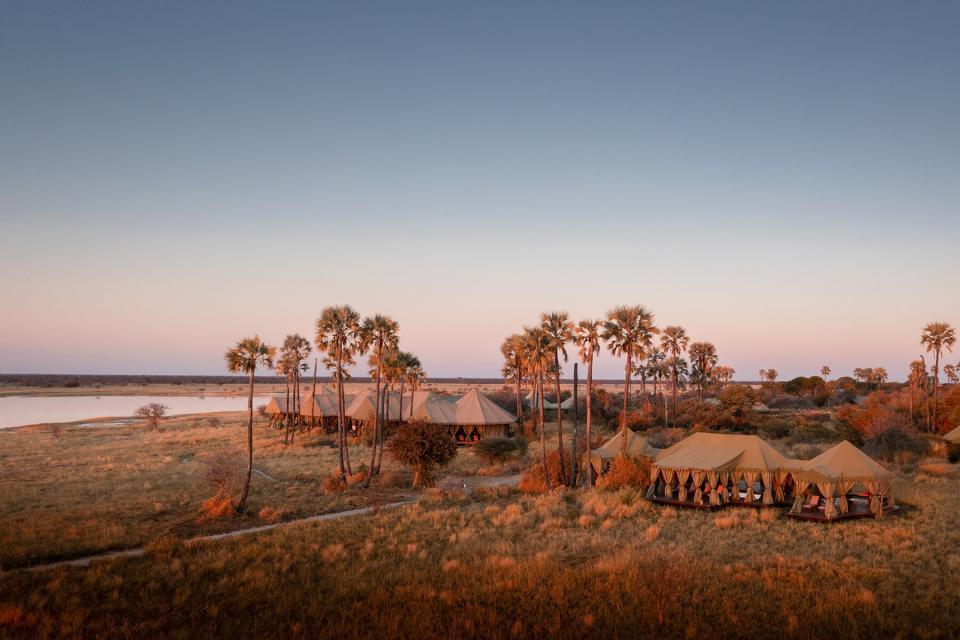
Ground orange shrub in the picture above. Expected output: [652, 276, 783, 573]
[596, 455, 651, 490]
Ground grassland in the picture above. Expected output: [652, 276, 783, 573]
[1, 409, 958, 638]
[1, 462, 959, 638]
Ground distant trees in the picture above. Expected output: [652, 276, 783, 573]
[225, 335, 276, 513]
[134, 403, 168, 431]
[278, 334, 311, 443]
[386, 419, 457, 488]
[945, 364, 959, 385]
[523, 326, 554, 489]
[688, 341, 718, 402]
[921, 322, 956, 431]
[713, 365, 735, 387]
[821, 366, 831, 381]
[908, 359, 927, 423]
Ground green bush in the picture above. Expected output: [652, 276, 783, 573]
[386, 419, 457, 488]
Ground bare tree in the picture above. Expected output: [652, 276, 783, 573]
[134, 403, 168, 431]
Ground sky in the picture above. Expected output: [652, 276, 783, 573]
[1, 1, 958, 381]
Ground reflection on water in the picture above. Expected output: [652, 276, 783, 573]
[0, 395, 269, 430]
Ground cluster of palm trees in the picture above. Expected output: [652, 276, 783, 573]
[909, 321, 957, 431]
[223, 305, 426, 511]
[501, 306, 730, 490]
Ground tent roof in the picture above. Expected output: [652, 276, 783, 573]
[345, 389, 433, 422]
[265, 395, 297, 414]
[944, 425, 960, 444]
[455, 389, 517, 425]
[412, 395, 458, 424]
[653, 432, 788, 472]
[801, 440, 889, 480]
[299, 386, 339, 417]
[585, 429, 661, 470]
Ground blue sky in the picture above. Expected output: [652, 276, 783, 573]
[1, 2, 958, 379]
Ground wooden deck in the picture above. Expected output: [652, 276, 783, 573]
[786, 505, 900, 522]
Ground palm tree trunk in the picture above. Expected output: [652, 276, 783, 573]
[621, 348, 630, 453]
[399, 380, 405, 423]
[671, 364, 678, 426]
[569, 362, 578, 487]
[366, 350, 382, 486]
[585, 355, 594, 489]
[933, 351, 941, 431]
[310, 358, 317, 430]
[538, 371, 551, 490]
[237, 369, 255, 513]
[640, 370, 647, 412]
[284, 375, 291, 444]
[554, 352, 565, 480]
[515, 356, 522, 423]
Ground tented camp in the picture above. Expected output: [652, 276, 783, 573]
[298, 385, 340, 429]
[410, 389, 518, 444]
[648, 433, 790, 508]
[786, 441, 895, 521]
[265, 395, 299, 426]
[645, 433, 895, 521]
[945, 425, 960, 444]
[524, 392, 578, 412]
[583, 429, 661, 478]
[345, 390, 433, 431]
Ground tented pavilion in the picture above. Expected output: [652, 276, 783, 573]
[583, 429, 662, 479]
[411, 389, 518, 444]
[345, 390, 433, 433]
[787, 441, 895, 521]
[265, 395, 299, 427]
[647, 433, 793, 509]
[298, 385, 340, 429]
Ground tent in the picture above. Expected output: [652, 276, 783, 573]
[409, 389, 517, 444]
[345, 389, 433, 424]
[649, 433, 789, 506]
[584, 429, 661, 477]
[299, 385, 340, 424]
[524, 391, 578, 411]
[788, 441, 893, 519]
[943, 425, 960, 445]
[265, 395, 298, 417]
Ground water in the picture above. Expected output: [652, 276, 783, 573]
[0, 395, 270, 430]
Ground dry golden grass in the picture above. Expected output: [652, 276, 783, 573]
[0, 413, 425, 568]
[0, 466, 957, 639]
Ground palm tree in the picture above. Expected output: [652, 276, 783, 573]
[524, 326, 554, 490]
[405, 360, 426, 413]
[316, 305, 363, 477]
[908, 359, 926, 423]
[713, 365, 735, 386]
[574, 319, 602, 489]
[394, 351, 420, 422]
[820, 366, 831, 381]
[945, 364, 959, 385]
[225, 336, 276, 513]
[501, 334, 526, 423]
[541, 312, 573, 478]
[921, 322, 956, 431]
[360, 314, 399, 482]
[688, 341, 718, 402]
[646, 348, 667, 421]
[660, 326, 689, 425]
[602, 305, 658, 447]
[279, 334, 311, 441]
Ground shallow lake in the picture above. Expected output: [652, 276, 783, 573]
[0, 394, 270, 430]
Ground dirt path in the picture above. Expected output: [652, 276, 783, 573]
[19, 473, 521, 574]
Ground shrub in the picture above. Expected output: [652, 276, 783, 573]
[474, 438, 518, 464]
[949, 445, 960, 464]
[134, 403, 168, 431]
[386, 419, 457, 488]
[518, 450, 565, 493]
[595, 455, 651, 490]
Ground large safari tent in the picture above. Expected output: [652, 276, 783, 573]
[633, 432, 895, 521]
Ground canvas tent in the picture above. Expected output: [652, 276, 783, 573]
[265, 395, 298, 425]
[345, 389, 433, 426]
[788, 441, 893, 519]
[584, 429, 661, 477]
[299, 386, 340, 426]
[648, 433, 790, 507]
[409, 389, 517, 444]
[943, 425, 960, 445]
